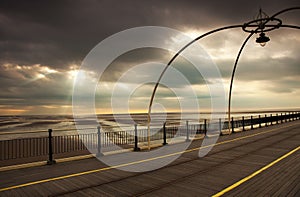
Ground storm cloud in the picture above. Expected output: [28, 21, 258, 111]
[0, 0, 299, 114]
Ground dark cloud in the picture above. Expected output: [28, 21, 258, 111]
[0, 0, 299, 68]
[0, 0, 299, 114]
[216, 56, 300, 81]
[99, 47, 207, 86]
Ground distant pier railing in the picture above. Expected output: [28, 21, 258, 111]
[0, 112, 299, 163]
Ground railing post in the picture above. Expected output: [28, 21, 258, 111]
[231, 117, 234, 133]
[186, 120, 190, 142]
[250, 116, 253, 130]
[293, 112, 295, 121]
[276, 114, 278, 124]
[281, 113, 283, 123]
[242, 116, 245, 131]
[270, 114, 273, 125]
[204, 119, 207, 135]
[219, 118, 222, 134]
[294, 112, 296, 121]
[96, 126, 103, 157]
[47, 129, 56, 165]
[265, 114, 268, 127]
[163, 122, 168, 145]
[259, 115, 262, 128]
[134, 124, 140, 151]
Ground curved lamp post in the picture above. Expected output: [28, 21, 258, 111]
[146, 7, 300, 150]
[228, 7, 300, 134]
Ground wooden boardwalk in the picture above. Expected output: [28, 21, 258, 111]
[0, 121, 299, 196]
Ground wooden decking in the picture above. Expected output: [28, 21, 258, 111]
[0, 121, 299, 196]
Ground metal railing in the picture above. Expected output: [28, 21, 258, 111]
[0, 112, 299, 163]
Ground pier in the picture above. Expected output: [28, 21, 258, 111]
[0, 117, 299, 196]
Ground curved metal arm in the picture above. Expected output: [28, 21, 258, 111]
[147, 25, 243, 115]
[270, 7, 300, 18]
[227, 23, 300, 134]
[281, 24, 300, 30]
[228, 33, 254, 134]
[146, 24, 243, 149]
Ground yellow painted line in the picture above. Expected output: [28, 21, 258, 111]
[0, 122, 299, 192]
[0, 161, 47, 172]
[212, 145, 300, 197]
[0, 155, 95, 172]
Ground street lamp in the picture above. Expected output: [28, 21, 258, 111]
[256, 32, 270, 47]
[147, 7, 300, 150]
[228, 7, 299, 134]
[254, 9, 271, 47]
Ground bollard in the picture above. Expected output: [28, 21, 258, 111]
[250, 116, 253, 130]
[134, 124, 140, 151]
[47, 129, 56, 165]
[96, 126, 103, 157]
[281, 113, 283, 123]
[265, 114, 268, 127]
[163, 122, 168, 145]
[186, 120, 190, 142]
[276, 114, 278, 124]
[259, 115, 262, 128]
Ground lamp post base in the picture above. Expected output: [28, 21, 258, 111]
[47, 160, 56, 165]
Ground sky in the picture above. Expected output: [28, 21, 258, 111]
[0, 0, 299, 115]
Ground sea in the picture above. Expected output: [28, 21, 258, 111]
[0, 111, 296, 140]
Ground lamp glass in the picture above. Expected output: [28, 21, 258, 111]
[260, 42, 266, 47]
